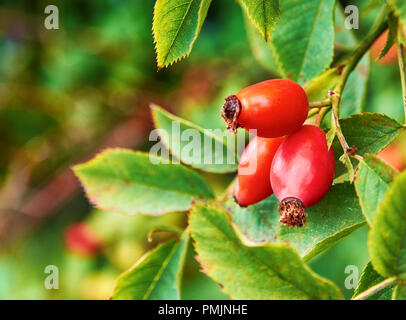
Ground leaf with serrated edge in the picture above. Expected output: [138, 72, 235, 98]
[354, 154, 398, 225]
[73, 148, 213, 215]
[238, 0, 280, 42]
[352, 261, 395, 300]
[369, 170, 406, 280]
[379, 12, 398, 60]
[153, 0, 212, 68]
[340, 113, 405, 155]
[112, 233, 189, 299]
[244, 13, 281, 74]
[271, 0, 335, 84]
[190, 205, 342, 299]
[151, 104, 238, 173]
[229, 183, 365, 262]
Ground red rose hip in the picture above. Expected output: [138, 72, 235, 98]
[234, 136, 284, 206]
[221, 79, 309, 138]
[270, 125, 335, 227]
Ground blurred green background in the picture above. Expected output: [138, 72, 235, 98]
[0, 0, 405, 300]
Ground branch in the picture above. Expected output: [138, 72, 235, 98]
[331, 11, 388, 156]
[352, 277, 397, 300]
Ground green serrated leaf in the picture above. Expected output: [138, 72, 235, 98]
[392, 282, 406, 300]
[238, 0, 281, 42]
[369, 170, 406, 280]
[271, 0, 335, 84]
[153, 0, 212, 68]
[73, 148, 213, 215]
[353, 261, 395, 300]
[378, 12, 398, 60]
[340, 113, 405, 155]
[354, 154, 399, 224]
[189, 206, 341, 300]
[189, 205, 343, 300]
[229, 182, 365, 262]
[151, 104, 238, 173]
[244, 13, 281, 74]
[112, 233, 189, 299]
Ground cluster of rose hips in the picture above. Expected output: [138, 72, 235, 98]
[222, 79, 335, 227]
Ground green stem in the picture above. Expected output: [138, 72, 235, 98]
[397, 42, 406, 125]
[309, 98, 332, 109]
[331, 11, 387, 155]
[352, 277, 397, 300]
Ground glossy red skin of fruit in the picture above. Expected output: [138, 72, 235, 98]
[65, 222, 102, 257]
[234, 136, 284, 206]
[271, 125, 335, 208]
[370, 30, 398, 65]
[223, 79, 309, 138]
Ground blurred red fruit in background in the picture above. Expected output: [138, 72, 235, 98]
[65, 222, 102, 257]
[377, 144, 405, 172]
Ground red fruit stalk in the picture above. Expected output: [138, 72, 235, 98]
[234, 136, 284, 206]
[65, 222, 102, 257]
[221, 79, 309, 138]
[271, 125, 335, 227]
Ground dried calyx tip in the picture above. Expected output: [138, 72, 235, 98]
[221, 95, 241, 134]
[279, 197, 306, 227]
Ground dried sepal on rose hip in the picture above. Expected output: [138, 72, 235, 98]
[221, 79, 309, 138]
[234, 136, 284, 207]
[270, 125, 335, 227]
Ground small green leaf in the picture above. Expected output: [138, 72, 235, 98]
[153, 0, 212, 68]
[271, 0, 335, 84]
[229, 182, 365, 262]
[151, 105, 238, 173]
[392, 283, 406, 300]
[238, 0, 281, 42]
[354, 154, 399, 224]
[378, 12, 398, 60]
[190, 205, 342, 299]
[112, 233, 189, 299]
[74, 148, 213, 215]
[340, 113, 405, 155]
[369, 170, 406, 280]
[353, 262, 395, 300]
